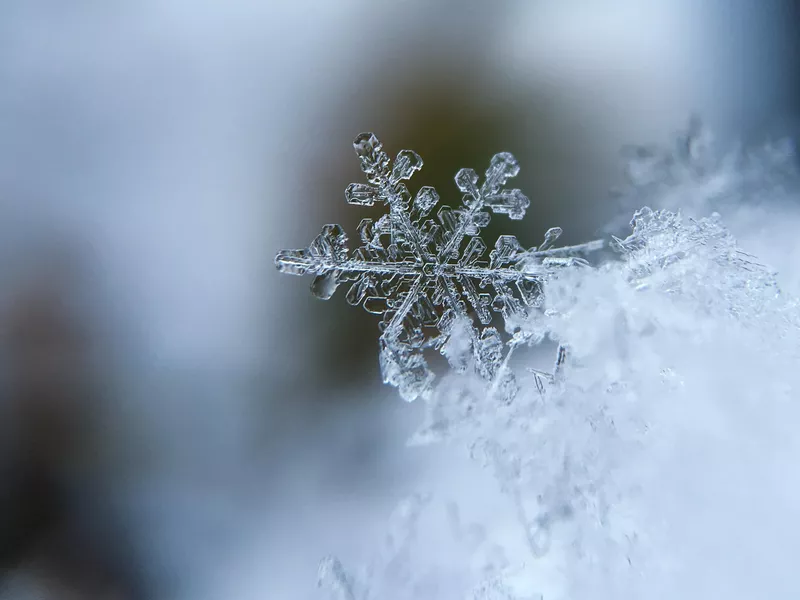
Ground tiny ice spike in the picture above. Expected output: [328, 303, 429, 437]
[276, 133, 601, 401]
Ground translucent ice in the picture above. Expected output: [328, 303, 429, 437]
[275, 133, 602, 401]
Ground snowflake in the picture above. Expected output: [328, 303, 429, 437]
[275, 133, 602, 401]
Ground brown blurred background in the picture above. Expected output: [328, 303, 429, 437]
[0, 1, 798, 598]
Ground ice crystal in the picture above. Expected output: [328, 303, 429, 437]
[279, 124, 800, 600]
[398, 201, 794, 599]
[276, 133, 602, 401]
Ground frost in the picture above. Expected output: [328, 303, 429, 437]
[276, 133, 602, 401]
[318, 556, 357, 600]
[276, 125, 800, 599]
[609, 116, 799, 225]
[403, 200, 797, 598]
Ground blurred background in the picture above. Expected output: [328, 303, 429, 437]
[0, 1, 798, 597]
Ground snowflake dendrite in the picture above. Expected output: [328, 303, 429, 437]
[275, 133, 601, 401]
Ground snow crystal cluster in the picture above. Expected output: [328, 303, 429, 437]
[276, 123, 800, 599]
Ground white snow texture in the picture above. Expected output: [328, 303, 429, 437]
[284, 123, 800, 599]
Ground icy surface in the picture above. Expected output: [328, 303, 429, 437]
[277, 125, 800, 599]
[276, 133, 602, 401]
